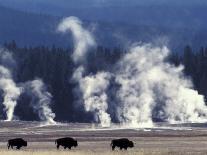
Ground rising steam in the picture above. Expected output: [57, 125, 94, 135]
[58, 16, 207, 128]
[75, 70, 111, 127]
[23, 79, 56, 124]
[115, 44, 207, 127]
[58, 16, 96, 64]
[0, 49, 21, 121]
[58, 16, 111, 127]
[0, 49, 55, 123]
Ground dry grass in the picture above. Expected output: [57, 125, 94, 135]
[0, 151, 160, 155]
[0, 151, 137, 155]
[0, 150, 205, 155]
[1, 122, 207, 155]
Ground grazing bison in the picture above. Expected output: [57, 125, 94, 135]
[111, 138, 134, 150]
[8, 138, 27, 150]
[55, 137, 78, 150]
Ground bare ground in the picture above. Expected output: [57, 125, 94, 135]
[0, 121, 207, 154]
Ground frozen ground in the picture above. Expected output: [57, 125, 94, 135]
[0, 121, 207, 154]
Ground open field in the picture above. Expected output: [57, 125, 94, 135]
[0, 150, 203, 155]
[1, 121, 207, 154]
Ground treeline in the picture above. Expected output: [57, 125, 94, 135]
[170, 46, 207, 99]
[2, 41, 207, 122]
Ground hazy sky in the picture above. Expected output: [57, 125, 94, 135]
[0, 0, 207, 8]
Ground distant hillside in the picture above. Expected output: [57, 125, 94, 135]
[0, 5, 66, 47]
[0, 5, 207, 51]
[1, 0, 207, 30]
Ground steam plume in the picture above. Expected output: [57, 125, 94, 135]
[115, 44, 207, 127]
[58, 16, 111, 127]
[58, 16, 96, 64]
[23, 79, 55, 124]
[78, 71, 111, 127]
[0, 49, 21, 121]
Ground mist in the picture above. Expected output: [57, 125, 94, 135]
[78, 72, 111, 127]
[0, 49, 21, 121]
[57, 16, 207, 128]
[23, 79, 56, 124]
[115, 44, 207, 127]
[58, 16, 111, 127]
[58, 16, 96, 64]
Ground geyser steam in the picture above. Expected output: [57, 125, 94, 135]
[23, 79, 55, 124]
[58, 16, 207, 128]
[58, 16, 95, 64]
[74, 70, 111, 127]
[115, 44, 207, 127]
[0, 49, 21, 121]
[58, 16, 111, 127]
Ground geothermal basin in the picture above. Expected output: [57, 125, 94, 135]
[0, 121, 207, 154]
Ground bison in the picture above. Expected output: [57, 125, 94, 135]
[111, 138, 134, 150]
[55, 137, 78, 150]
[7, 138, 27, 150]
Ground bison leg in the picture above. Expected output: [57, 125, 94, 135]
[68, 146, 71, 150]
[112, 145, 115, 150]
[57, 144, 60, 149]
[16, 145, 21, 150]
[8, 144, 10, 149]
[11, 145, 13, 149]
[124, 147, 127, 150]
[120, 147, 123, 150]
[64, 146, 67, 149]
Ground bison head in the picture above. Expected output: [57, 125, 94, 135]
[129, 141, 134, 148]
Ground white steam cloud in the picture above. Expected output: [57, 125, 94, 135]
[58, 16, 96, 64]
[23, 79, 56, 124]
[115, 44, 207, 127]
[58, 16, 111, 127]
[58, 16, 207, 128]
[0, 49, 21, 121]
[76, 70, 111, 127]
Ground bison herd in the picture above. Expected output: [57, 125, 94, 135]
[7, 137, 134, 151]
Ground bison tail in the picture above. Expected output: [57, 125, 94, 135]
[55, 140, 57, 144]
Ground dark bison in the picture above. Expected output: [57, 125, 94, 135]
[8, 138, 27, 150]
[111, 138, 134, 150]
[55, 137, 78, 150]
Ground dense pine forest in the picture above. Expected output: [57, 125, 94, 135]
[1, 41, 207, 122]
